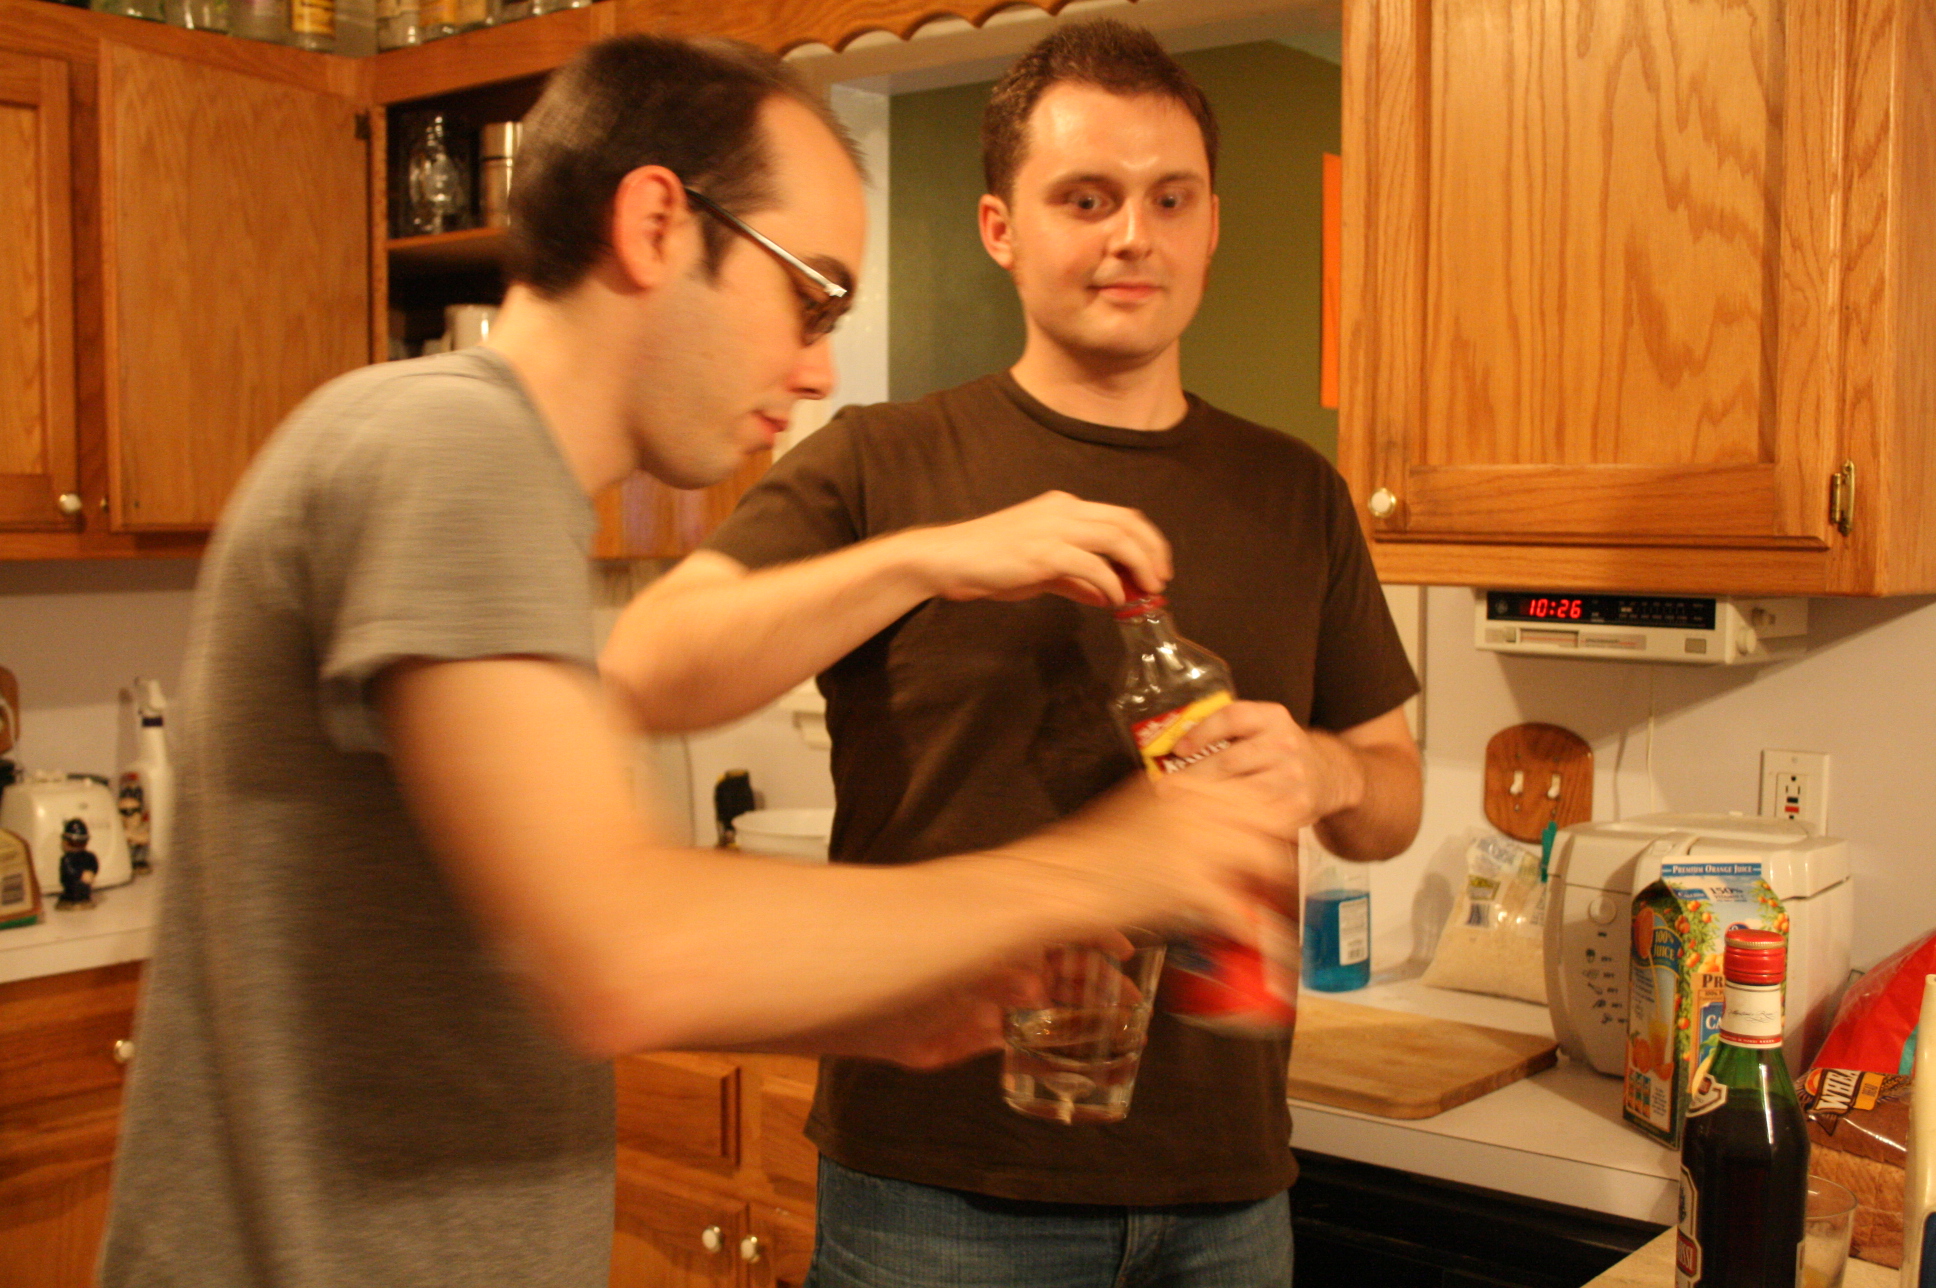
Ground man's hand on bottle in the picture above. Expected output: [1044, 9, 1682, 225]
[900, 491, 1171, 608]
[1165, 700, 1367, 834]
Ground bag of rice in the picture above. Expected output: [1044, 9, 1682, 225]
[1421, 829, 1549, 1004]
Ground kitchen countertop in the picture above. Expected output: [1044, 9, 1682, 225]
[1583, 1228, 1894, 1287]
[1291, 972, 1681, 1224]
[0, 873, 160, 985]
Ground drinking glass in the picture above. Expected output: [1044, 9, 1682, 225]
[1803, 1175, 1856, 1288]
[1002, 931, 1165, 1125]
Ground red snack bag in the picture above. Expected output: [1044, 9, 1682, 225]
[1812, 928, 1936, 1076]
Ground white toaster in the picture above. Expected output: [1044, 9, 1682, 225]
[1544, 812, 1852, 1078]
[0, 771, 133, 900]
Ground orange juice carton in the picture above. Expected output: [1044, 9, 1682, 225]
[1623, 860, 1788, 1146]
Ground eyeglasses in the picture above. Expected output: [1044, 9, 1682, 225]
[683, 186, 851, 345]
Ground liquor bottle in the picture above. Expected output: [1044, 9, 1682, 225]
[1675, 927, 1808, 1288]
[1111, 595, 1297, 1037]
[289, 0, 334, 50]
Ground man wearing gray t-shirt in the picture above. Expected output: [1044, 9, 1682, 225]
[98, 33, 1296, 1288]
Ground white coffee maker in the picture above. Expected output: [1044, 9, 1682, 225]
[1543, 812, 1852, 1077]
[0, 770, 133, 902]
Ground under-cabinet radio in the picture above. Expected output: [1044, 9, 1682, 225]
[1474, 592, 1808, 665]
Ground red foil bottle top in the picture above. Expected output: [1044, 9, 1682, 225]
[1113, 594, 1168, 620]
[1722, 927, 1787, 984]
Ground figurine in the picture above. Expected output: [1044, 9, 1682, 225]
[57, 817, 98, 908]
[118, 781, 152, 876]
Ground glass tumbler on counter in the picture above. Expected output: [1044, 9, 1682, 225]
[397, 111, 473, 237]
[1802, 1175, 1855, 1288]
[1003, 931, 1165, 1125]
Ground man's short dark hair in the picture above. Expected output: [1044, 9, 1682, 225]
[981, 19, 1218, 203]
[507, 34, 860, 297]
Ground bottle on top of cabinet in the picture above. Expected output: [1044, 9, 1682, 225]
[375, 0, 419, 48]
[228, 0, 290, 43]
[289, 0, 334, 50]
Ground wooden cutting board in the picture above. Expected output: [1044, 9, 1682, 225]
[1287, 995, 1559, 1119]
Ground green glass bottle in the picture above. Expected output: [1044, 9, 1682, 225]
[1675, 927, 1809, 1288]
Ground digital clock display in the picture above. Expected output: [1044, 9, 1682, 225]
[1487, 592, 1717, 631]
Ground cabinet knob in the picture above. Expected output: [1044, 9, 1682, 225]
[1368, 487, 1397, 519]
[112, 1039, 135, 1065]
[700, 1226, 724, 1253]
[739, 1235, 764, 1263]
[58, 492, 84, 516]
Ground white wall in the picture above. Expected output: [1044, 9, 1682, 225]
[4, 564, 1932, 974]
[0, 561, 198, 780]
[1372, 587, 1936, 977]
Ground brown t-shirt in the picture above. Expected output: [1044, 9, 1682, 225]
[704, 372, 1418, 1204]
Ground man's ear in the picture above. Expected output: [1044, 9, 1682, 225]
[1207, 190, 1220, 261]
[978, 193, 1017, 271]
[609, 165, 693, 290]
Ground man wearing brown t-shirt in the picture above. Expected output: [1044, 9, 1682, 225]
[603, 20, 1423, 1287]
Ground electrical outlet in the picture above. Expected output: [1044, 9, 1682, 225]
[1760, 750, 1830, 831]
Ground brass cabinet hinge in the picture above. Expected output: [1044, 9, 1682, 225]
[1828, 460, 1856, 535]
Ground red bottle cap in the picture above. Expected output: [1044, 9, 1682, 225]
[1722, 927, 1787, 984]
[1113, 595, 1168, 620]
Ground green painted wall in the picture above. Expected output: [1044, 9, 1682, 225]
[887, 41, 1342, 459]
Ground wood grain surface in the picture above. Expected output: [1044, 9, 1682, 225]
[0, 50, 74, 533]
[1286, 994, 1558, 1119]
[101, 40, 367, 531]
[1340, 0, 1936, 595]
[1483, 722, 1592, 844]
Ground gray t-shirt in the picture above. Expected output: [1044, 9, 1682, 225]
[101, 350, 616, 1287]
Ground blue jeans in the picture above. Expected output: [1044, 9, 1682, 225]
[804, 1158, 1294, 1288]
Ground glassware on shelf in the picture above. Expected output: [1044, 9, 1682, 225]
[489, 0, 536, 21]
[162, 0, 228, 29]
[289, 0, 334, 49]
[228, 0, 290, 42]
[92, 0, 165, 21]
[375, 0, 420, 47]
[415, 0, 453, 39]
[449, 0, 486, 31]
[479, 121, 520, 228]
[397, 111, 474, 237]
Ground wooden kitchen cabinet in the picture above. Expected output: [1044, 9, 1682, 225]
[0, 962, 141, 1288]
[100, 39, 368, 531]
[0, 47, 76, 535]
[1341, 0, 1936, 595]
[612, 1051, 820, 1288]
[0, 0, 368, 559]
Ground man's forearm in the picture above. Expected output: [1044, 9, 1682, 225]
[1311, 735, 1422, 861]
[601, 539, 936, 732]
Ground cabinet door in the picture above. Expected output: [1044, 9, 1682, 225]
[611, 1169, 743, 1288]
[101, 41, 366, 530]
[0, 49, 75, 531]
[0, 963, 140, 1288]
[743, 1203, 814, 1288]
[1344, 0, 1848, 551]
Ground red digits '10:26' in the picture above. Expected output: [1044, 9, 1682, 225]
[1528, 598, 1583, 619]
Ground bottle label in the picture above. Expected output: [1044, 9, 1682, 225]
[1337, 896, 1369, 965]
[1718, 979, 1783, 1047]
[1675, 1165, 1701, 1287]
[291, 0, 332, 34]
[1129, 691, 1234, 778]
